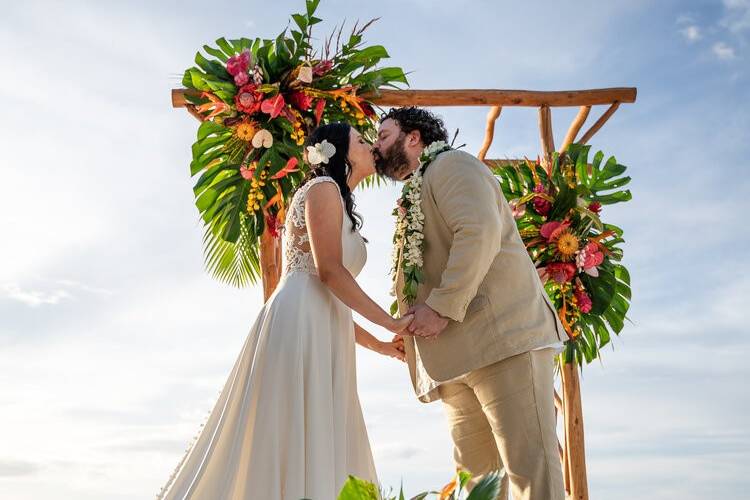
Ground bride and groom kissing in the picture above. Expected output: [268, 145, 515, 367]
[158, 107, 567, 500]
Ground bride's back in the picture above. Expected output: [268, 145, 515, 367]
[281, 176, 367, 279]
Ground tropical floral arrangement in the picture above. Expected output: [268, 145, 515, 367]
[335, 470, 501, 500]
[182, 0, 407, 286]
[492, 144, 632, 366]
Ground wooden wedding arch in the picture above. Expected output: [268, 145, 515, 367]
[172, 85, 637, 500]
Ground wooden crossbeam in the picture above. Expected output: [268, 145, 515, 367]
[171, 87, 637, 109]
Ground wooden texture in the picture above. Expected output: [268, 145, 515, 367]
[561, 362, 589, 500]
[579, 102, 620, 145]
[477, 106, 502, 160]
[259, 229, 282, 300]
[560, 106, 592, 152]
[538, 105, 555, 164]
[172, 87, 637, 109]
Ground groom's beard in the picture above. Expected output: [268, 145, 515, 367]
[374, 137, 411, 181]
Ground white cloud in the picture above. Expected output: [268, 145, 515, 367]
[0, 283, 71, 307]
[680, 24, 702, 41]
[713, 41, 737, 59]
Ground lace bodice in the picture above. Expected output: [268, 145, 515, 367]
[281, 176, 366, 278]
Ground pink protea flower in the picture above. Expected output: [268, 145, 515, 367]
[235, 83, 264, 114]
[574, 287, 593, 313]
[313, 59, 333, 76]
[227, 50, 251, 76]
[547, 262, 577, 284]
[234, 72, 249, 86]
[532, 183, 552, 216]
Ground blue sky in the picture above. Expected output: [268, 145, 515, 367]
[0, 0, 748, 499]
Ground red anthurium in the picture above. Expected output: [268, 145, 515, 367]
[261, 94, 286, 119]
[271, 157, 300, 180]
[287, 91, 314, 111]
[314, 99, 326, 124]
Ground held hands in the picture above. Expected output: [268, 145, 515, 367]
[386, 313, 414, 334]
[405, 304, 449, 339]
[375, 335, 406, 362]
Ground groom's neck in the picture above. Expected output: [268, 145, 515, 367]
[400, 147, 424, 179]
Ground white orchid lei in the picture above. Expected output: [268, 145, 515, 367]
[390, 141, 452, 313]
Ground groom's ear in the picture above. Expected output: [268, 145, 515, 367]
[407, 129, 422, 147]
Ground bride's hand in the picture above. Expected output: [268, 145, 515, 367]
[386, 314, 414, 334]
[375, 336, 406, 362]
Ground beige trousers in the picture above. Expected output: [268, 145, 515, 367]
[437, 348, 564, 500]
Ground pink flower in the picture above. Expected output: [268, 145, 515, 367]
[576, 241, 604, 277]
[540, 220, 570, 241]
[509, 199, 526, 219]
[574, 288, 592, 313]
[313, 59, 333, 76]
[240, 165, 255, 180]
[588, 201, 602, 214]
[266, 213, 280, 238]
[532, 184, 551, 216]
[235, 83, 263, 114]
[234, 72, 249, 86]
[546, 262, 577, 284]
[226, 50, 251, 76]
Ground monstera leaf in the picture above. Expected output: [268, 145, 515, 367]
[492, 144, 633, 367]
[180, 0, 408, 287]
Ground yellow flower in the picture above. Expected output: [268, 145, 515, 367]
[556, 231, 580, 260]
[234, 121, 257, 142]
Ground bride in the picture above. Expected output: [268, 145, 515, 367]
[158, 122, 412, 500]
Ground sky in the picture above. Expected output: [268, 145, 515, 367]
[0, 0, 748, 499]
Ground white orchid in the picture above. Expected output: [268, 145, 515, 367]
[306, 140, 336, 166]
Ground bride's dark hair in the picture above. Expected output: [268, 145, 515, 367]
[297, 122, 364, 234]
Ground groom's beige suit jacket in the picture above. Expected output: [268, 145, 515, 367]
[395, 150, 566, 402]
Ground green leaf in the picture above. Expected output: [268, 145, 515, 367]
[215, 37, 237, 58]
[466, 471, 502, 500]
[337, 476, 380, 500]
[292, 13, 308, 31]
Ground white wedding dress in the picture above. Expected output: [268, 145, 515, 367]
[158, 176, 378, 500]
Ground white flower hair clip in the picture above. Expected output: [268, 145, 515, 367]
[306, 140, 336, 166]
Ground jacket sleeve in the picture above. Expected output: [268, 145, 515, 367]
[424, 152, 503, 322]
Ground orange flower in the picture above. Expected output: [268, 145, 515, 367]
[235, 121, 257, 142]
[556, 231, 579, 260]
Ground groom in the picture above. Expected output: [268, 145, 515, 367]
[373, 107, 566, 500]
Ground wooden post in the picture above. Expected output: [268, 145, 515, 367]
[478, 106, 502, 161]
[561, 361, 588, 500]
[538, 105, 555, 167]
[259, 229, 282, 300]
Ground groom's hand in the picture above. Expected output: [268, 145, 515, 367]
[406, 304, 449, 339]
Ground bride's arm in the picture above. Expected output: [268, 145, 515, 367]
[354, 322, 405, 361]
[305, 182, 412, 334]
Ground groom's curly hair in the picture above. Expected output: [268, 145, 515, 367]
[380, 107, 449, 146]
